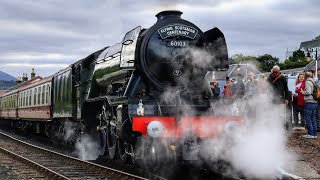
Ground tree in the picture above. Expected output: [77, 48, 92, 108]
[257, 54, 279, 71]
[278, 49, 309, 69]
[288, 49, 306, 62]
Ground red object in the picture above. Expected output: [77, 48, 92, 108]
[132, 116, 242, 138]
[295, 81, 305, 106]
[222, 84, 233, 102]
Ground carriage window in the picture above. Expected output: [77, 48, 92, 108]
[26, 91, 29, 107]
[34, 88, 37, 105]
[46, 85, 49, 104]
[19, 93, 21, 107]
[29, 90, 32, 106]
[42, 85, 45, 104]
[23, 92, 25, 107]
[48, 86, 51, 104]
[38, 87, 41, 105]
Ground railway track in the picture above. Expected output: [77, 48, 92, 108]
[0, 129, 301, 180]
[0, 131, 148, 180]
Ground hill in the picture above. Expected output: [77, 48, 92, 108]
[0, 71, 16, 90]
[0, 71, 15, 81]
[0, 80, 16, 90]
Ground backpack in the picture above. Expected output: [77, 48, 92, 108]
[307, 79, 320, 102]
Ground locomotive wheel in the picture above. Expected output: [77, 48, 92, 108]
[117, 139, 128, 162]
[134, 137, 161, 170]
[133, 137, 147, 168]
[97, 129, 107, 156]
[105, 126, 116, 159]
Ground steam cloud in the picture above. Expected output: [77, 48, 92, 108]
[62, 121, 101, 160]
[74, 133, 101, 160]
[203, 93, 293, 179]
[157, 46, 296, 179]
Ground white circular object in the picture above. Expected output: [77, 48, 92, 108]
[147, 121, 164, 138]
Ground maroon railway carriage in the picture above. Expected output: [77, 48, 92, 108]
[0, 76, 52, 133]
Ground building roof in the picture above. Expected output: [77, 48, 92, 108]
[299, 39, 320, 49]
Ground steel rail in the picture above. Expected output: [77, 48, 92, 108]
[0, 146, 69, 180]
[0, 131, 147, 180]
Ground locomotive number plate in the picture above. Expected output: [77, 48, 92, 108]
[167, 41, 189, 47]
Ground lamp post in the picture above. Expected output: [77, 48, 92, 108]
[307, 48, 318, 79]
[235, 60, 248, 81]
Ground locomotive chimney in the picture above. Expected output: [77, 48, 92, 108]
[156, 10, 182, 21]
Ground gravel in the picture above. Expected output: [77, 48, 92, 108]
[287, 129, 320, 175]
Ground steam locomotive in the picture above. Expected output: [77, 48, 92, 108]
[0, 10, 241, 168]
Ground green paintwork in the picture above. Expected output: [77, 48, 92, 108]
[53, 68, 74, 118]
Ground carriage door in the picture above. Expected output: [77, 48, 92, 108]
[75, 65, 81, 119]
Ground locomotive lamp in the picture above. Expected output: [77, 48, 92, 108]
[137, 99, 144, 116]
[147, 121, 165, 138]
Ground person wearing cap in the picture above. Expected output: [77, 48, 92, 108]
[267, 65, 291, 130]
[267, 65, 290, 104]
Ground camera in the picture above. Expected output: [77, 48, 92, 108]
[210, 82, 214, 85]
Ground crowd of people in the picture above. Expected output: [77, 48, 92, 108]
[209, 65, 319, 139]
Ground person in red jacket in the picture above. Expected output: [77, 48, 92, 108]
[293, 73, 306, 129]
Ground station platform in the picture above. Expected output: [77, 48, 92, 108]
[284, 129, 320, 179]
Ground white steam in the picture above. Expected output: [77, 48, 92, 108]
[157, 45, 296, 179]
[200, 91, 294, 179]
[74, 133, 101, 160]
[61, 121, 101, 160]
[63, 120, 78, 142]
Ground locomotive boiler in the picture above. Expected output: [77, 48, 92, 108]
[0, 10, 241, 169]
[82, 10, 239, 166]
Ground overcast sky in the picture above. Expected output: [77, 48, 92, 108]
[0, 0, 319, 78]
